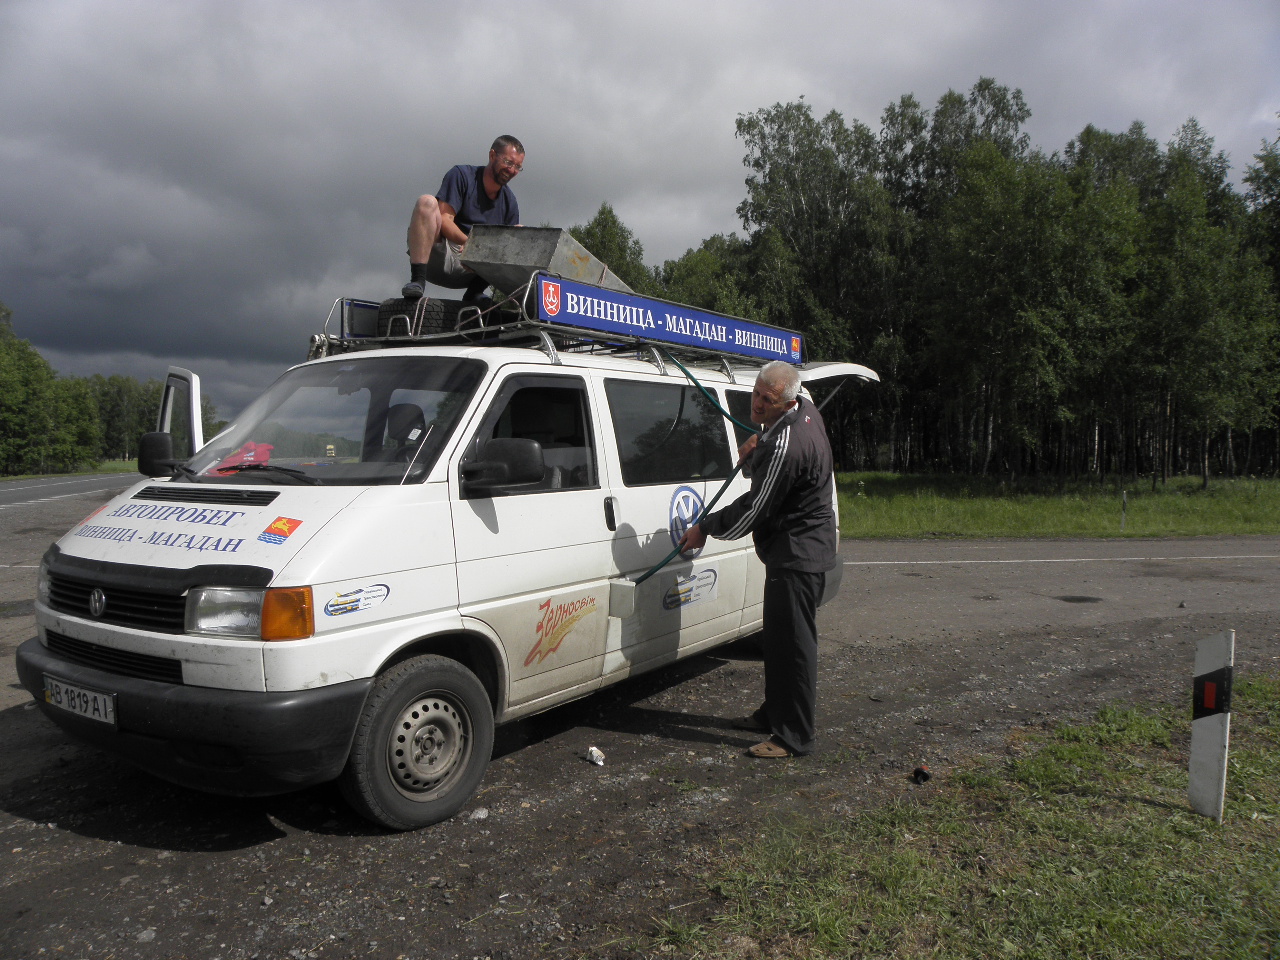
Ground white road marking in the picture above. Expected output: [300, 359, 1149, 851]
[844, 554, 1280, 566]
[0, 477, 105, 491]
[0, 485, 131, 509]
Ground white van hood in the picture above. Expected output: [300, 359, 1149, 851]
[62, 479, 366, 573]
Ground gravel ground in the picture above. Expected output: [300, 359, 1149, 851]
[2, 488, 1278, 959]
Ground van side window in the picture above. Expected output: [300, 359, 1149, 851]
[464, 376, 597, 494]
[604, 380, 732, 486]
[726, 389, 755, 446]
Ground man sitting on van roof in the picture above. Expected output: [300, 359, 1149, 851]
[401, 135, 524, 302]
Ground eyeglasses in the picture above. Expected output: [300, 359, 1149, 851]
[497, 157, 523, 172]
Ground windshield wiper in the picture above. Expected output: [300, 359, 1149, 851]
[215, 463, 321, 485]
[172, 463, 204, 482]
[153, 460, 203, 483]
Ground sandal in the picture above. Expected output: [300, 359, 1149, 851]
[746, 737, 794, 758]
[730, 713, 769, 732]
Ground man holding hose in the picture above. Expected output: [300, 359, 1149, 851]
[678, 361, 839, 758]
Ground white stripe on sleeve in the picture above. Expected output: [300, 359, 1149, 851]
[720, 423, 790, 540]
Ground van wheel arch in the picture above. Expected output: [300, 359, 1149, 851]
[377, 631, 505, 716]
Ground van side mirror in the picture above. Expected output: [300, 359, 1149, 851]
[138, 432, 175, 477]
[461, 438, 545, 497]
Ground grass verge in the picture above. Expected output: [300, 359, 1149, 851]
[838, 473, 1280, 539]
[0, 460, 140, 482]
[646, 672, 1279, 959]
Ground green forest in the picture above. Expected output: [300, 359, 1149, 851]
[574, 78, 1280, 484]
[5, 78, 1279, 482]
[0, 300, 221, 474]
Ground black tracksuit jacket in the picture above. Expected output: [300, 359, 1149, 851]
[700, 396, 838, 573]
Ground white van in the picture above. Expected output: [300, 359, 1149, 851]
[18, 238, 876, 830]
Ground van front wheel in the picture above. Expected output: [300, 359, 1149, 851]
[339, 655, 494, 830]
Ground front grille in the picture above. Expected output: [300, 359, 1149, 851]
[48, 574, 187, 634]
[45, 630, 183, 684]
[134, 485, 279, 506]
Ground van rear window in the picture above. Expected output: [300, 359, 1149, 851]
[604, 380, 732, 486]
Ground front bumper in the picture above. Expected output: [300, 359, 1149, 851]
[16, 636, 372, 797]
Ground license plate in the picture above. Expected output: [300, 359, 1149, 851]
[43, 674, 117, 728]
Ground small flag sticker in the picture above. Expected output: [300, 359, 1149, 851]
[258, 517, 303, 545]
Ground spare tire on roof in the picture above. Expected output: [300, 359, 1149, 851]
[376, 297, 468, 337]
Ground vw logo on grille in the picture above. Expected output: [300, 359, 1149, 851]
[88, 588, 106, 618]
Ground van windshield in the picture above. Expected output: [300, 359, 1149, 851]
[185, 356, 486, 485]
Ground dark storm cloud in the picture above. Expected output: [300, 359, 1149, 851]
[1, 0, 1276, 419]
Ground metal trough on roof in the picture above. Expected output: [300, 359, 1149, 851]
[461, 225, 634, 295]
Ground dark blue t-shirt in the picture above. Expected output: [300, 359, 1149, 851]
[436, 164, 520, 235]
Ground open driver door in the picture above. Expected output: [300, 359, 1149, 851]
[138, 367, 204, 477]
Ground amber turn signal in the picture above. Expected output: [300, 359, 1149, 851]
[260, 587, 314, 641]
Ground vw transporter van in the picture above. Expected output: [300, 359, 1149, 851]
[17, 228, 877, 829]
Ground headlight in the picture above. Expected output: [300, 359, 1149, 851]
[36, 560, 51, 605]
[187, 587, 264, 638]
[186, 586, 315, 641]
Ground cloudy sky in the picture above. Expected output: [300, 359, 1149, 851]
[3, 0, 1278, 419]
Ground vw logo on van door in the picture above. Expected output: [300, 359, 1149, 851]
[669, 486, 704, 558]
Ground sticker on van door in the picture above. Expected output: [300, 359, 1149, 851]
[662, 568, 719, 610]
[525, 595, 599, 666]
[669, 486, 704, 559]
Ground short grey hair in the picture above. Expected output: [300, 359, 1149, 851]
[759, 361, 801, 402]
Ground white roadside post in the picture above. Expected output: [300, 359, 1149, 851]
[1188, 630, 1234, 822]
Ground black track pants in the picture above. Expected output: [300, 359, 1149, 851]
[760, 567, 824, 755]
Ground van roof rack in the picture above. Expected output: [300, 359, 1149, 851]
[308, 227, 807, 375]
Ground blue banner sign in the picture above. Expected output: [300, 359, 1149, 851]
[534, 273, 803, 364]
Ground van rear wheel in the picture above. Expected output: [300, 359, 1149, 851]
[339, 655, 494, 830]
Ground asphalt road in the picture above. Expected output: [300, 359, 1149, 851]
[0, 473, 136, 510]
[835, 535, 1280, 643]
[2, 482, 1278, 959]
[0, 475, 138, 713]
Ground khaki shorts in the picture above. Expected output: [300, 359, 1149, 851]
[424, 239, 472, 289]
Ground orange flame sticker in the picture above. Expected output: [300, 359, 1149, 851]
[525, 595, 598, 667]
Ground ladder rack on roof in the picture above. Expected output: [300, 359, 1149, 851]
[307, 226, 806, 375]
